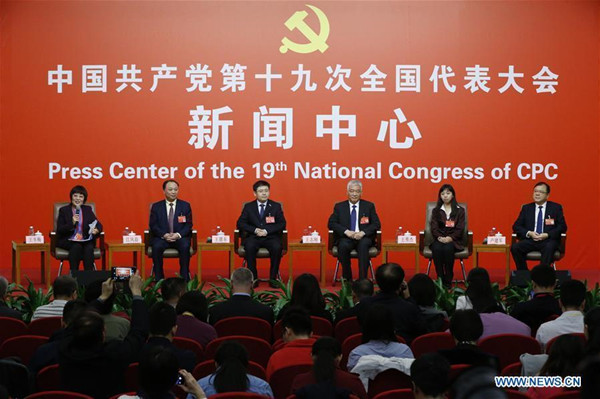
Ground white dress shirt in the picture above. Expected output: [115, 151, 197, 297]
[535, 310, 584, 349]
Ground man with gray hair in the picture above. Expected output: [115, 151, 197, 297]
[0, 276, 22, 320]
[208, 267, 274, 325]
[328, 180, 381, 281]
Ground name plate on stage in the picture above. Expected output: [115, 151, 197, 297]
[487, 235, 506, 245]
[397, 234, 416, 244]
[25, 235, 44, 244]
[302, 235, 321, 244]
[211, 234, 230, 244]
[123, 235, 142, 244]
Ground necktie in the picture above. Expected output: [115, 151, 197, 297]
[168, 203, 174, 233]
[259, 203, 265, 219]
[350, 205, 357, 232]
[535, 205, 543, 234]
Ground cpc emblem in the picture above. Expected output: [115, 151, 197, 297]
[280, 4, 330, 54]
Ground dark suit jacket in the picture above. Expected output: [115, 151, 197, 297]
[512, 201, 567, 241]
[0, 302, 23, 320]
[430, 205, 465, 250]
[209, 294, 274, 325]
[439, 343, 500, 372]
[356, 292, 426, 344]
[56, 204, 103, 244]
[510, 293, 561, 332]
[149, 199, 193, 244]
[328, 200, 381, 243]
[142, 337, 196, 372]
[236, 200, 286, 240]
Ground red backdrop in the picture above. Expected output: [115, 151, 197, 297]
[1, 1, 598, 283]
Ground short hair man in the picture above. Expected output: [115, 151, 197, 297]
[328, 180, 381, 281]
[408, 273, 448, 332]
[161, 277, 187, 308]
[334, 278, 374, 323]
[357, 263, 426, 343]
[149, 180, 194, 281]
[143, 301, 196, 372]
[0, 276, 22, 320]
[411, 352, 450, 399]
[236, 180, 286, 286]
[266, 307, 315, 380]
[32, 275, 77, 320]
[511, 182, 567, 270]
[510, 264, 561, 331]
[209, 267, 274, 325]
[536, 279, 586, 349]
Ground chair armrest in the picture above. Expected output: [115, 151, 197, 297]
[191, 230, 197, 252]
[282, 230, 288, 251]
[328, 230, 334, 252]
[234, 229, 241, 253]
[419, 231, 425, 253]
[99, 232, 106, 270]
[375, 230, 382, 251]
[144, 230, 151, 255]
[560, 233, 566, 253]
[50, 231, 57, 255]
[467, 231, 473, 255]
[511, 233, 517, 246]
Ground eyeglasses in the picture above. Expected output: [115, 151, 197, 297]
[533, 190, 548, 194]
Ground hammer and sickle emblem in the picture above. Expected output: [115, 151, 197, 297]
[280, 4, 330, 54]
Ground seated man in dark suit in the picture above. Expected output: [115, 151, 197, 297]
[58, 274, 149, 399]
[236, 180, 286, 286]
[356, 263, 426, 344]
[334, 278, 373, 324]
[209, 267, 274, 325]
[0, 276, 22, 320]
[510, 264, 561, 332]
[142, 301, 197, 372]
[328, 180, 381, 281]
[438, 309, 500, 372]
[511, 181, 567, 270]
[149, 179, 193, 281]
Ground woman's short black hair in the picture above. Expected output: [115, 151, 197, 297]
[176, 291, 209, 322]
[361, 304, 397, 343]
[69, 185, 88, 203]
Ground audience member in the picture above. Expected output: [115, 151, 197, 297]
[510, 265, 561, 332]
[58, 274, 149, 399]
[142, 301, 196, 372]
[209, 268, 274, 325]
[347, 304, 413, 371]
[0, 276, 22, 320]
[119, 346, 206, 399]
[527, 334, 584, 399]
[455, 268, 503, 312]
[335, 279, 373, 324]
[161, 277, 187, 308]
[266, 307, 315, 379]
[32, 275, 77, 320]
[407, 273, 448, 332]
[580, 355, 600, 399]
[584, 306, 600, 355]
[357, 263, 426, 343]
[85, 278, 130, 341]
[175, 291, 216, 347]
[291, 337, 367, 399]
[536, 279, 586, 349]
[191, 341, 273, 398]
[451, 367, 507, 399]
[278, 273, 332, 323]
[410, 352, 450, 399]
[438, 309, 500, 372]
[29, 299, 87, 374]
[479, 310, 531, 339]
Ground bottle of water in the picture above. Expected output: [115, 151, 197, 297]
[396, 226, 404, 238]
[27, 226, 35, 236]
[122, 227, 131, 235]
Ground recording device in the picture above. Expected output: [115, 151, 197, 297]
[175, 373, 184, 385]
[111, 267, 136, 281]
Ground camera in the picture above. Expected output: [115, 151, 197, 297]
[111, 267, 136, 281]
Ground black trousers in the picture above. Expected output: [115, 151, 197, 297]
[152, 238, 191, 281]
[511, 238, 559, 270]
[59, 239, 96, 272]
[243, 235, 283, 280]
[431, 240, 456, 285]
[336, 236, 373, 281]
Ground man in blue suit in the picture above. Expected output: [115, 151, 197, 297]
[511, 181, 567, 270]
[236, 180, 286, 287]
[149, 180, 193, 281]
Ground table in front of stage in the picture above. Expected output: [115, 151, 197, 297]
[12, 241, 50, 286]
[105, 241, 145, 277]
[473, 243, 511, 285]
[197, 242, 235, 283]
[287, 242, 327, 287]
[381, 242, 420, 273]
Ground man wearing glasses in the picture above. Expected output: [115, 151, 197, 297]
[511, 182, 567, 270]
